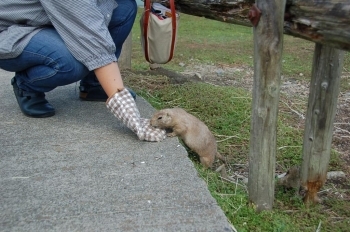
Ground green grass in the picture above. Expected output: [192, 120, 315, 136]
[126, 9, 350, 231]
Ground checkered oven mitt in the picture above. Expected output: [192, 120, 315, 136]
[106, 88, 166, 142]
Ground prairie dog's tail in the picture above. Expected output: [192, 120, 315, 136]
[215, 153, 234, 180]
[216, 152, 226, 164]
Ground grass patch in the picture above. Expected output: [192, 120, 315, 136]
[126, 9, 350, 231]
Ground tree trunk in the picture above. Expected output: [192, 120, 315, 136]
[160, 0, 350, 51]
[248, 0, 286, 211]
[300, 44, 345, 205]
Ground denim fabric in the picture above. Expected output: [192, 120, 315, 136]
[0, 0, 137, 93]
[0, 0, 117, 69]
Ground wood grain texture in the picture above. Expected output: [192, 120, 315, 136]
[158, 0, 350, 51]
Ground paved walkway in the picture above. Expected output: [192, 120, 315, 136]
[0, 69, 232, 231]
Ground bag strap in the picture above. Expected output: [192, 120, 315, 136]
[143, 0, 177, 63]
[143, 0, 151, 63]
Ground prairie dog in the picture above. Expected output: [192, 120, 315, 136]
[150, 107, 225, 168]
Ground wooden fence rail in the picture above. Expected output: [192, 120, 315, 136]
[158, 0, 350, 52]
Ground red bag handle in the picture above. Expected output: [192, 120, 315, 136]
[143, 0, 177, 64]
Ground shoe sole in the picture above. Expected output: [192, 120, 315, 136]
[23, 111, 56, 118]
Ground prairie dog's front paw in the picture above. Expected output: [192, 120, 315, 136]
[167, 132, 177, 137]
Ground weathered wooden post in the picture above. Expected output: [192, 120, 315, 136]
[300, 44, 345, 204]
[247, 0, 286, 211]
[118, 32, 132, 70]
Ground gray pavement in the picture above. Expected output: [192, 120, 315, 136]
[0, 69, 232, 231]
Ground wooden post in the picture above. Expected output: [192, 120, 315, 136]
[300, 43, 345, 204]
[248, 0, 286, 211]
[118, 32, 132, 70]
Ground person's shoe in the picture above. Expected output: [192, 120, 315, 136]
[79, 85, 108, 101]
[11, 78, 55, 118]
[79, 84, 137, 101]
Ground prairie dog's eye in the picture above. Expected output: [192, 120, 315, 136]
[158, 116, 162, 120]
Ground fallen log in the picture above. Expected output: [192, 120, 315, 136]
[158, 0, 350, 51]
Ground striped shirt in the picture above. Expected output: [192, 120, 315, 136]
[0, 0, 119, 71]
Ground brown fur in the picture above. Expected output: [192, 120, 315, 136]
[150, 107, 225, 168]
[277, 166, 301, 190]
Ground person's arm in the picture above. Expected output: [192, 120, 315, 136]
[39, 0, 117, 71]
[94, 62, 124, 98]
[39, 1, 123, 97]
[39, 0, 166, 141]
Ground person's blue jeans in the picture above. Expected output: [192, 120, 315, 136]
[0, 0, 137, 93]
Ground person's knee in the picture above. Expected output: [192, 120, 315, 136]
[127, 0, 138, 16]
[114, 0, 137, 20]
[117, 0, 137, 11]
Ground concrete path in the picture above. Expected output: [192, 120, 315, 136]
[0, 69, 232, 231]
